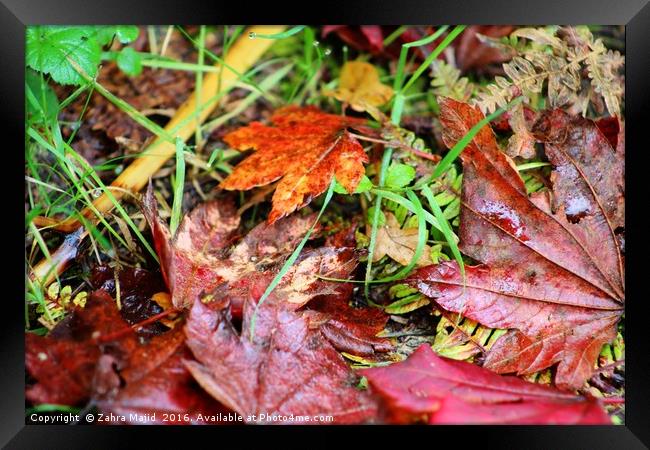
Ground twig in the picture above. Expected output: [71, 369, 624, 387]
[29, 227, 87, 287]
[97, 307, 181, 343]
[348, 131, 441, 162]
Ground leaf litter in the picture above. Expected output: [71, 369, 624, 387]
[25, 25, 625, 425]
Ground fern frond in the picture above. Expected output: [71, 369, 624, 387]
[430, 60, 474, 101]
[474, 26, 624, 116]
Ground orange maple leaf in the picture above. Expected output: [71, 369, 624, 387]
[221, 105, 373, 223]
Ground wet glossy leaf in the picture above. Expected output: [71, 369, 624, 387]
[407, 98, 624, 390]
[362, 344, 610, 424]
[304, 295, 392, 357]
[26, 291, 138, 406]
[95, 328, 226, 424]
[184, 285, 379, 424]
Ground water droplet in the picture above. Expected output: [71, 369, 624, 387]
[312, 40, 320, 47]
[92, 190, 102, 198]
[324, 48, 332, 56]
[248, 32, 256, 39]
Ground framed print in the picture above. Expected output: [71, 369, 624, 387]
[2, 0, 649, 447]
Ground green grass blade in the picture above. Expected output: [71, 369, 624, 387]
[371, 188, 441, 231]
[364, 147, 393, 299]
[421, 184, 464, 278]
[393, 26, 448, 92]
[170, 138, 186, 236]
[402, 25, 465, 93]
[517, 161, 551, 171]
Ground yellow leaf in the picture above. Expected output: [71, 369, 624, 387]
[326, 61, 393, 113]
[151, 291, 181, 329]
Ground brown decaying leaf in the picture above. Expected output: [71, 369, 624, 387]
[324, 61, 393, 113]
[143, 184, 335, 311]
[142, 186, 392, 356]
[407, 98, 623, 390]
[183, 278, 379, 424]
[26, 291, 138, 406]
[362, 344, 610, 424]
[220, 105, 374, 223]
[142, 184, 240, 309]
[371, 212, 432, 267]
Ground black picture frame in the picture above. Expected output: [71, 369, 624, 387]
[4, 0, 649, 447]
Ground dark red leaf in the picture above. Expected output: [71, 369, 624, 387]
[95, 327, 227, 424]
[322, 26, 515, 74]
[407, 98, 624, 390]
[454, 26, 515, 74]
[304, 295, 391, 357]
[184, 288, 379, 424]
[322, 26, 386, 55]
[26, 333, 100, 406]
[26, 291, 138, 406]
[362, 345, 610, 424]
[142, 184, 240, 309]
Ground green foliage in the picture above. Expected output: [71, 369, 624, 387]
[97, 25, 139, 45]
[385, 284, 429, 314]
[116, 47, 143, 76]
[385, 163, 416, 189]
[366, 206, 386, 227]
[25, 69, 59, 125]
[27, 26, 101, 85]
[26, 25, 140, 85]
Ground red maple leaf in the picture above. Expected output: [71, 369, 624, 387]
[220, 105, 374, 223]
[406, 98, 624, 390]
[183, 275, 380, 424]
[362, 344, 610, 424]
